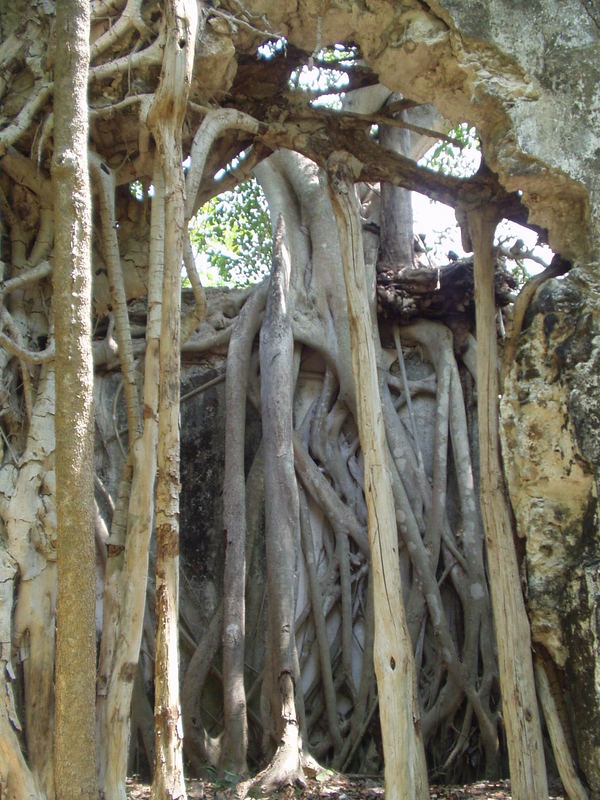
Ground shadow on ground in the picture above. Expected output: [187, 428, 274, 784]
[125, 775, 566, 799]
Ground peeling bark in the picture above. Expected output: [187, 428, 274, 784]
[150, 2, 198, 798]
[327, 151, 428, 800]
[468, 206, 548, 800]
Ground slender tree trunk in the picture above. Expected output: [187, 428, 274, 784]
[468, 207, 548, 800]
[239, 217, 304, 795]
[534, 656, 588, 800]
[261, 217, 298, 717]
[379, 115, 414, 269]
[0, 545, 42, 799]
[327, 151, 428, 800]
[221, 288, 266, 775]
[181, 108, 261, 778]
[152, 140, 187, 797]
[52, 0, 97, 796]
[150, 2, 197, 797]
[98, 165, 165, 800]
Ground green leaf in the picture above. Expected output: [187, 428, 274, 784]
[189, 177, 272, 287]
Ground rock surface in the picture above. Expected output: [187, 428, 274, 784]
[501, 276, 600, 795]
[236, 0, 598, 261]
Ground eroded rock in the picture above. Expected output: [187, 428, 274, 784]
[501, 276, 600, 794]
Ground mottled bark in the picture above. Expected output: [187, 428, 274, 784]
[52, 0, 97, 796]
[0, 2, 597, 795]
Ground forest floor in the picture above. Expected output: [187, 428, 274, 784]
[125, 774, 566, 799]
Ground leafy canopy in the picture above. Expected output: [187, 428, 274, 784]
[189, 177, 272, 287]
[188, 43, 352, 287]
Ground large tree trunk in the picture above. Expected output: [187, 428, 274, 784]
[52, 0, 98, 797]
[327, 151, 429, 800]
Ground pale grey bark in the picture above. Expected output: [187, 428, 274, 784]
[0, 2, 596, 796]
[379, 120, 414, 269]
[221, 286, 266, 774]
[252, 217, 303, 790]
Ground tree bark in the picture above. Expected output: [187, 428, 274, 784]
[0, 545, 42, 799]
[468, 206, 548, 800]
[221, 287, 266, 775]
[534, 656, 589, 800]
[327, 151, 428, 800]
[52, 0, 98, 797]
[150, 2, 197, 798]
[379, 112, 415, 270]
[98, 165, 163, 800]
[247, 216, 304, 793]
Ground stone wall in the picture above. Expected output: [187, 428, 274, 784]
[502, 276, 600, 794]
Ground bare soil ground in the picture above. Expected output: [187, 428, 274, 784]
[125, 775, 566, 799]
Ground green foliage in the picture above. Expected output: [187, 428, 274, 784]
[187, 43, 358, 287]
[189, 177, 272, 286]
[416, 126, 554, 278]
[421, 123, 481, 177]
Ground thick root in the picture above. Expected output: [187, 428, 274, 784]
[235, 738, 314, 798]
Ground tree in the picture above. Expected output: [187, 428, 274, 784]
[148, 1, 198, 798]
[190, 177, 272, 286]
[0, 2, 598, 800]
[328, 152, 428, 800]
[52, 2, 98, 797]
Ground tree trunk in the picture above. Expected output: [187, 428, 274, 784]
[327, 151, 429, 800]
[241, 217, 304, 795]
[379, 112, 415, 270]
[52, 0, 98, 797]
[97, 155, 167, 798]
[0, 545, 41, 799]
[2, 4, 597, 795]
[150, 2, 197, 798]
[468, 207, 548, 800]
[221, 287, 266, 775]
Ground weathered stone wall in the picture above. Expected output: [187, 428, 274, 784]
[178, 362, 262, 635]
[238, 0, 598, 261]
[501, 276, 600, 795]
